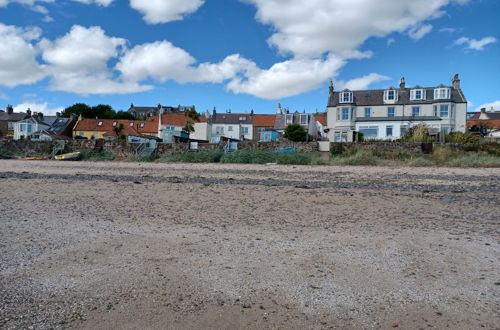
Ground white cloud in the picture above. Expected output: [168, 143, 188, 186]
[474, 100, 500, 112]
[439, 27, 456, 33]
[71, 0, 114, 6]
[129, 0, 204, 24]
[244, 0, 468, 58]
[408, 24, 433, 40]
[387, 38, 395, 46]
[226, 55, 344, 100]
[0, 23, 46, 87]
[337, 73, 391, 91]
[40, 25, 150, 94]
[454, 36, 497, 51]
[13, 101, 63, 116]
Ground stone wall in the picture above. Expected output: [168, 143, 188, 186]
[239, 141, 318, 152]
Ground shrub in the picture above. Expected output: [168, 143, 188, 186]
[330, 143, 346, 156]
[275, 152, 314, 165]
[445, 131, 480, 143]
[409, 156, 432, 167]
[401, 124, 433, 142]
[430, 146, 458, 165]
[332, 148, 378, 166]
[284, 123, 307, 142]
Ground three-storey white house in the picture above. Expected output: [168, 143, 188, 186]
[326, 75, 467, 142]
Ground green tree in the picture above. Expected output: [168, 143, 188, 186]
[61, 103, 92, 118]
[112, 123, 125, 139]
[185, 106, 200, 121]
[183, 120, 195, 133]
[284, 123, 307, 142]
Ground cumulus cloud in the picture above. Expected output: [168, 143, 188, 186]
[0, 23, 46, 87]
[244, 0, 468, 58]
[439, 27, 457, 33]
[337, 73, 391, 91]
[71, 0, 114, 6]
[129, 0, 204, 24]
[408, 24, 433, 40]
[13, 101, 63, 116]
[474, 100, 500, 112]
[40, 25, 150, 94]
[454, 36, 497, 51]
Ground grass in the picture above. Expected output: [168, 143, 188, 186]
[160, 150, 224, 163]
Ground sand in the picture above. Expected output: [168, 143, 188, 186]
[0, 160, 499, 329]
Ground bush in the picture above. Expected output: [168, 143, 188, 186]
[401, 124, 433, 142]
[330, 143, 346, 156]
[275, 152, 314, 165]
[332, 148, 378, 166]
[220, 150, 276, 164]
[430, 146, 458, 165]
[284, 123, 307, 142]
[445, 131, 480, 143]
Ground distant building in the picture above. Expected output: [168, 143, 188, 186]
[209, 108, 254, 141]
[159, 112, 208, 143]
[467, 107, 500, 137]
[274, 103, 320, 139]
[128, 103, 193, 118]
[253, 114, 278, 141]
[326, 75, 467, 142]
[13, 112, 76, 141]
[0, 105, 29, 139]
[73, 116, 159, 141]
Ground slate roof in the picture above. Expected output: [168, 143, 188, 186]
[0, 112, 28, 122]
[210, 113, 253, 125]
[253, 114, 275, 127]
[161, 113, 207, 127]
[327, 86, 467, 107]
[485, 112, 500, 120]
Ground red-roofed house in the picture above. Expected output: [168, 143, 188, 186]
[315, 114, 328, 139]
[252, 114, 277, 141]
[159, 113, 208, 142]
[73, 116, 160, 141]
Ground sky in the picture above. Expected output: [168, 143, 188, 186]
[0, 0, 499, 116]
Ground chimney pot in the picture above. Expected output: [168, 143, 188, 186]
[452, 73, 460, 89]
[400, 77, 406, 89]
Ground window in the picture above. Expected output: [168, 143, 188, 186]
[27, 124, 32, 133]
[386, 126, 393, 137]
[412, 106, 420, 117]
[216, 126, 224, 135]
[97, 121, 103, 126]
[20, 124, 24, 132]
[341, 107, 350, 120]
[364, 108, 371, 118]
[433, 105, 438, 117]
[286, 114, 293, 124]
[129, 122, 134, 126]
[93, 133, 98, 139]
[439, 104, 449, 117]
[239, 116, 246, 121]
[387, 107, 395, 117]
[228, 126, 233, 131]
[240, 126, 249, 135]
[384, 89, 398, 102]
[339, 92, 353, 103]
[300, 114, 309, 125]
[434, 88, 450, 100]
[112, 122, 117, 127]
[410, 89, 425, 101]
[79, 132, 84, 137]
[140, 123, 145, 128]
[334, 131, 348, 142]
[359, 126, 379, 139]
[7, 122, 14, 129]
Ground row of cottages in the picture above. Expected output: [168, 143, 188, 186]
[73, 116, 159, 142]
[326, 74, 467, 142]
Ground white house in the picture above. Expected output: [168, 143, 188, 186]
[209, 109, 253, 141]
[326, 75, 467, 142]
[159, 112, 208, 142]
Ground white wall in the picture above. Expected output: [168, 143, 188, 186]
[211, 124, 253, 140]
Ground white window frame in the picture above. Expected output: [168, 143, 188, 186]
[140, 123, 145, 128]
[300, 114, 309, 125]
[286, 114, 293, 124]
[384, 89, 398, 102]
[238, 116, 246, 121]
[97, 121, 103, 126]
[129, 122, 134, 126]
[439, 104, 449, 118]
[412, 106, 420, 117]
[387, 107, 395, 117]
[410, 89, 425, 101]
[215, 126, 224, 135]
[434, 88, 450, 100]
[341, 107, 350, 121]
[364, 108, 371, 118]
[339, 92, 353, 103]
[240, 126, 249, 135]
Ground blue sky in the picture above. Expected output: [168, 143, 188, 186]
[0, 0, 498, 115]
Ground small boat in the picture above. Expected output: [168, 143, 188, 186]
[54, 152, 81, 160]
[0, 155, 14, 159]
[272, 147, 295, 153]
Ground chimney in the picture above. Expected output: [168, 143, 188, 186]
[6, 105, 13, 115]
[250, 109, 254, 115]
[399, 77, 406, 89]
[226, 109, 231, 113]
[56, 112, 60, 118]
[212, 106, 216, 116]
[329, 80, 334, 95]
[38, 112, 43, 120]
[26, 108, 31, 117]
[480, 107, 486, 113]
[277, 103, 282, 114]
[452, 74, 460, 89]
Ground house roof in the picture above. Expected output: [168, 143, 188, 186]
[0, 112, 28, 122]
[253, 114, 275, 127]
[483, 111, 500, 120]
[315, 115, 327, 126]
[467, 119, 500, 129]
[210, 112, 253, 125]
[327, 86, 467, 107]
[161, 113, 207, 127]
[74, 117, 158, 135]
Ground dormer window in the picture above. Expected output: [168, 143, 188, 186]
[410, 89, 425, 101]
[434, 88, 450, 100]
[339, 91, 353, 103]
[97, 121, 103, 126]
[129, 122, 134, 127]
[239, 116, 246, 121]
[112, 122, 117, 127]
[384, 89, 398, 102]
[140, 123, 145, 128]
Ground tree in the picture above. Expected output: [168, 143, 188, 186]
[185, 106, 200, 121]
[183, 120, 194, 133]
[284, 123, 307, 142]
[61, 103, 92, 118]
[112, 123, 125, 139]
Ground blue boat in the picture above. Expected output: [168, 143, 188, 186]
[272, 147, 294, 153]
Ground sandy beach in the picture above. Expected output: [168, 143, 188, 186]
[1, 160, 499, 329]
